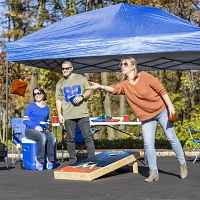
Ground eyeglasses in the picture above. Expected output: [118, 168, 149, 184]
[33, 92, 42, 96]
[62, 67, 72, 71]
[119, 62, 128, 68]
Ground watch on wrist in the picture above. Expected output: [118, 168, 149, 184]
[80, 95, 85, 101]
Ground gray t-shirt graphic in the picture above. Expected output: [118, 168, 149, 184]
[56, 74, 91, 120]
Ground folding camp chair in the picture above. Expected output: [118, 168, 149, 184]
[59, 125, 100, 161]
[11, 118, 26, 164]
[75, 125, 100, 156]
[11, 118, 56, 169]
[185, 128, 200, 163]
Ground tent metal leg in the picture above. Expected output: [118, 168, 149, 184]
[5, 61, 9, 166]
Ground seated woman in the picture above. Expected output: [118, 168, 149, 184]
[23, 87, 55, 171]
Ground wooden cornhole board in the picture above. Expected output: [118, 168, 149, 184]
[54, 151, 140, 181]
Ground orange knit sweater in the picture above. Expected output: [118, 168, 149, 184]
[111, 71, 167, 121]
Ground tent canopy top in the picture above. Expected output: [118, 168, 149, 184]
[6, 3, 200, 72]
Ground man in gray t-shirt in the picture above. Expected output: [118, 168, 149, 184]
[56, 61, 95, 164]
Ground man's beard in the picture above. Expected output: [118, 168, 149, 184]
[63, 74, 70, 79]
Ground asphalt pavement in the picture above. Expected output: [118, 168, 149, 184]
[0, 155, 199, 200]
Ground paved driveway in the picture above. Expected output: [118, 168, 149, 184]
[0, 156, 199, 200]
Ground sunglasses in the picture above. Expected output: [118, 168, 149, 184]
[62, 67, 72, 71]
[119, 62, 128, 68]
[33, 92, 42, 96]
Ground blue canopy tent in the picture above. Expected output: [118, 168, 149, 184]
[5, 3, 200, 149]
[6, 3, 200, 72]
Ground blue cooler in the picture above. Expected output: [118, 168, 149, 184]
[22, 138, 56, 170]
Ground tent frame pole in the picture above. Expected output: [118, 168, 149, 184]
[5, 61, 9, 164]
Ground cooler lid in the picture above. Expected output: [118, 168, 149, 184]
[22, 138, 36, 144]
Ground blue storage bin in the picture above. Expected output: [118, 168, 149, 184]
[22, 138, 56, 170]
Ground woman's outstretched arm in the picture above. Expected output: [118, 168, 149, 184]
[88, 82, 114, 93]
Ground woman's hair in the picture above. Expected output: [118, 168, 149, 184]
[33, 87, 47, 101]
[121, 56, 138, 80]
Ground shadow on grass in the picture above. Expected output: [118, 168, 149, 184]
[57, 138, 188, 150]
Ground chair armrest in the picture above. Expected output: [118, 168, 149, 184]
[184, 127, 200, 132]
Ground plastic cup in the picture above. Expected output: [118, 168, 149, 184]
[168, 113, 176, 122]
[40, 121, 46, 130]
[124, 115, 129, 122]
[69, 95, 76, 103]
[52, 116, 59, 123]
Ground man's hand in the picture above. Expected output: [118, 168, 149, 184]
[73, 96, 84, 104]
[58, 114, 65, 124]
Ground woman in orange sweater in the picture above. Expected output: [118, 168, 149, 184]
[88, 56, 187, 182]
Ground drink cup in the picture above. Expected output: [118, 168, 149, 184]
[69, 95, 76, 103]
[124, 115, 129, 122]
[52, 116, 59, 123]
[40, 121, 46, 130]
[168, 113, 176, 122]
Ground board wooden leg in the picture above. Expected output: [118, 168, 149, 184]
[132, 161, 138, 173]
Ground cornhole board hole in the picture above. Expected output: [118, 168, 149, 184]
[54, 151, 140, 181]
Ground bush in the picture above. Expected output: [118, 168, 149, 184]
[57, 138, 187, 150]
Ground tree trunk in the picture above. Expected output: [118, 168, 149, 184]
[101, 72, 115, 140]
[36, 0, 46, 27]
[0, 109, 6, 143]
[30, 68, 38, 102]
[190, 71, 195, 119]
[29, 0, 47, 102]
[118, 74, 125, 138]
[84, 73, 100, 140]
[67, 0, 77, 16]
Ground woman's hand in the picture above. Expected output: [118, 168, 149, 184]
[162, 94, 175, 117]
[87, 82, 114, 93]
[168, 104, 175, 117]
[87, 82, 102, 90]
[35, 126, 43, 132]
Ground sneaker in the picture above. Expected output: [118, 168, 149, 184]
[35, 157, 43, 171]
[46, 158, 54, 170]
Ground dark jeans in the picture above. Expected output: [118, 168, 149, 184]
[64, 117, 95, 164]
[25, 129, 55, 163]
